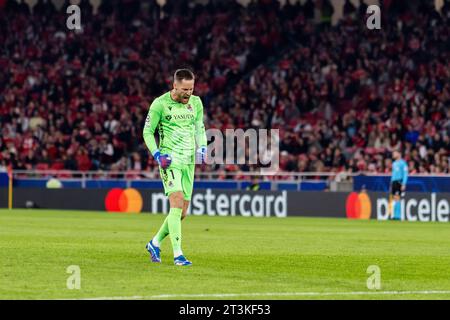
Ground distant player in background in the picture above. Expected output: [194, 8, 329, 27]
[389, 150, 408, 220]
[142, 69, 207, 266]
[246, 176, 261, 191]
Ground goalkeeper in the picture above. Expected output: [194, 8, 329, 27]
[143, 69, 207, 266]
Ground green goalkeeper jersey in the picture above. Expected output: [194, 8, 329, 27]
[143, 91, 207, 167]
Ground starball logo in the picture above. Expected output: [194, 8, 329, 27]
[346, 192, 372, 220]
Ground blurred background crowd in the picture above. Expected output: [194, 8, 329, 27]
[0, 0, 449, 179]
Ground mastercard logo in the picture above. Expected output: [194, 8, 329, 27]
[105, 188, 143, 213]
[346, 192, 372, 219]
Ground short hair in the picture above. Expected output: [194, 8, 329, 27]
[174, 69, 195, 82]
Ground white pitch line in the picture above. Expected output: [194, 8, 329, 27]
[73, 290, 450, 300]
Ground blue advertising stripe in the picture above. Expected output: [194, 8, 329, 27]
[14, 179, 47, 188]
[240, 182, 271, 190]
[277, 183, 298, 191]
[85, 180, 128, 189]
[61, 181, 83, 188]
[131, 180, 164, 189]
[354, 175, 450, 193]
[300, 182, 327, 191]
[193, 181, 238, 189]
[0, 172, 8, 187]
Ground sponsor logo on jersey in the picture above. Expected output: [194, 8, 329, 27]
[173, 114, 194, 121]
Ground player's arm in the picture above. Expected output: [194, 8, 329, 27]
[401, 162, 408, 190]
[195, 97, 207, 163]
[143, 99, 171, 168]
[143, 99, 162, 155]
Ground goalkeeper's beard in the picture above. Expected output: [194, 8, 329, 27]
[172, 90, 190, 103]
[180, 94, 190, 103]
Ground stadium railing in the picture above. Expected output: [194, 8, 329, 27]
[2, 170, 450, 192]
[2, 170, 347, 191]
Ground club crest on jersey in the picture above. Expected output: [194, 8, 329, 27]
[187, 104, 193, 112]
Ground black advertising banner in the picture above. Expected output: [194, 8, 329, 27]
[1, 188, 449, 223]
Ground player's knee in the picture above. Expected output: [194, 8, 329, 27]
[169, 191, 184, 208]
[181, 200, 190, 220]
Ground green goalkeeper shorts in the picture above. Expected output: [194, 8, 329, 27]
[159, 164, 195, 201]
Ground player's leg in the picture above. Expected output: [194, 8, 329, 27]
[182, 200, 189, 220]
[388, 194, 393, 219]
[169, 164, 195, 265]
[152, 216, 169, 247]
[152, 198, 189, 249]
[392, 182, 402, 220]
[393, 195, 401, 220]
[153, 168, 181, 242]
[181, 164, 195, 220]
[167, 190, 185, 260]
[146, 167, 183, 263]
[388, 182, 397, 220]
[392, 196, 401, 220]
[150, 177, 190, 258]
[156, 167, 192, 265]
[152, 198, 188, 249]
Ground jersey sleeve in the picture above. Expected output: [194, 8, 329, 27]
[195, 97, 207, 148]
[143, 98, 163, 156]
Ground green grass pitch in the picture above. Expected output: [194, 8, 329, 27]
[1, 209, 450, 300]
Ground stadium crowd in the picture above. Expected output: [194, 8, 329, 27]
[210, 0, 450, 176]
[0, 0, 449, 179]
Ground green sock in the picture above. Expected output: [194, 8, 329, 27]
[154, 216, 170, 245]
[168, 208, 183, 257]
[153, 212, 185, 246]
